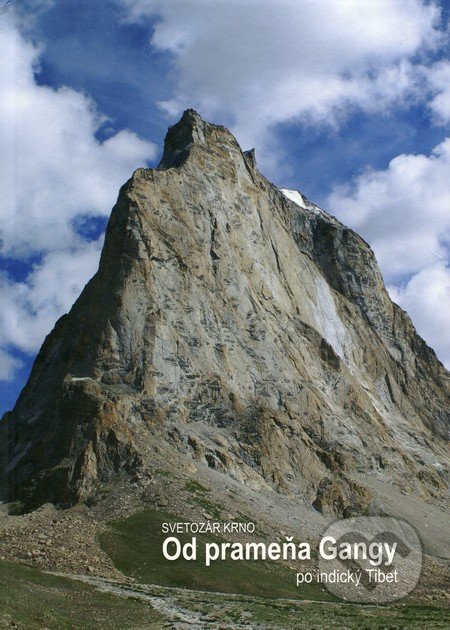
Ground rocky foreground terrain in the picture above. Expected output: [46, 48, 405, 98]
[0, 110, 448, 627]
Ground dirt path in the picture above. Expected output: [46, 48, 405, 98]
[53, 573, 261, 629]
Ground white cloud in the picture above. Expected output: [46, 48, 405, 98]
[328, 139, 450, 280]
[388, 264, 450, 369]
[427, 60, 450, 124]
[0, 16, 156, 257]
[0, 241, 102, 356]
[120, 0, 443, 150]
[0, 15, 156, 381]
[328, 140, 450, 366]
[0, 349, 23, 382]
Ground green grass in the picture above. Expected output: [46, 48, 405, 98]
[183, 480, 224, 518]
[246, 600, 450, 629]
[99, 507, 334, 600]
[184, 480, 209, 494]
[152, 468, 174, 478]
[2, 546, 448, 629]
[0, 560, 162, 629]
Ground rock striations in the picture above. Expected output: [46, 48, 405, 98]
[1, 110, 449, 515]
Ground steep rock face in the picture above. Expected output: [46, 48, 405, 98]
[1, 110, 448, 511]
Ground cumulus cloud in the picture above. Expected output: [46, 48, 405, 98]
[0, 350, 23, 382]
[427, 60, 450, 124]
[388, 264, 450, 369]
[120, 0, 443, 149]
[0, 15, 156, 381]
[328, 141, 450, 366]
[328, 138, 450, 280]
[0, 16, 156, 257]
[0, 241, 102, 357]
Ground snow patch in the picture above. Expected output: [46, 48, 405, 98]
[311, 276, 346, 361]
[280, 188, 327, 216]
[280, 188, 306, 209]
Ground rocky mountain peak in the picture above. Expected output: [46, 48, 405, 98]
[1, 111, 448, 516]
[158, 108, 206, 169]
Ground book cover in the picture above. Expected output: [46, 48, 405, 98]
[0, 1, 449, 628]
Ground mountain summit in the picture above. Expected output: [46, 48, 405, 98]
[1, 110, 448, 518]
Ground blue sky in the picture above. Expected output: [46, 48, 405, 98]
[1, 0, 450, 414]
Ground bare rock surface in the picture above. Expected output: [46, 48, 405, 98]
[0, 110, 448, 567]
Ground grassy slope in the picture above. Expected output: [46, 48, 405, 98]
[0, 560, 162, 629]
[3, 499, 448, 629]
[99, 506, 450, 628]
[99, 507, 333, 600]
[1, 549, 448, 629]
[190, 595, 450, 629]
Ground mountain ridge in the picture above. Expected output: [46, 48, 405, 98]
[1, 109, 448, 519]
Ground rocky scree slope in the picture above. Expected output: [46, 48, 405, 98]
[1, 110, 448, 515]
